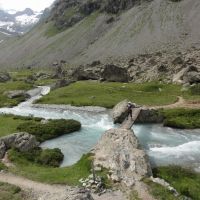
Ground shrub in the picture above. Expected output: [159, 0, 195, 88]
[36, 148, 64, 167]
[17, 119, 81, 142]
[8, 147, 64, 167]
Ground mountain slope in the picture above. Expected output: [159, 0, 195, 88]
[0, 0, 199, 68]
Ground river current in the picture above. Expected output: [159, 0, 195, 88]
[0, 86, 200, 171]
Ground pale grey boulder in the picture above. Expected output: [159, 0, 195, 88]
[0, 132, 39, 159]
[93, 128, 152, 187]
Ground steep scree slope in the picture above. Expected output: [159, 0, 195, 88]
[0, 0, 199, 68]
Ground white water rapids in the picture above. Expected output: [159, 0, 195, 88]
[0, 86, 200, 171]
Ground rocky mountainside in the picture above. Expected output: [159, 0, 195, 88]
[0, 0, 199, 71]
[0, 8, 42, 38]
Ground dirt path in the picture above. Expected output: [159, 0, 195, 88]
[149, 96, 200, 109]
[0, 171, 126, 200]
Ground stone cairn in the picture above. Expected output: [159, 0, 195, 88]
[79, 165, 109, 196]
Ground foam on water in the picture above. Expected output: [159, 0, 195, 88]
[133, 124, 200, 169]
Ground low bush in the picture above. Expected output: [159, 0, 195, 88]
[8, 147, 64, 167]
[17, 119, 81, 142]
[36, 148, 64, 167]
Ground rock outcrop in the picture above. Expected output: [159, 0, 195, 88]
[0, 133, 39, 159]
[93, 128, 152, 187]
[4, 90, 30, 99]
[0, 72, 11, 82]
[136, 108, 164, 123]
[70, 65, 101, 81]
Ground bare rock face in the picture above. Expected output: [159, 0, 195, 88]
[93, 128, 152, 187]
[0, 133, 39, 159]
[112, 99, 129, 124]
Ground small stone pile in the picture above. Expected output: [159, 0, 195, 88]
[79, 174, 107, 195]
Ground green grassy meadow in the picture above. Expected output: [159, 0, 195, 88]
[36, 81, 186, 108]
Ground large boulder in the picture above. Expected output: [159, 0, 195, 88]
[101, 64, 129, 82]
[136, 108, 164, 123]
[184, 71, 200, 84]
[51, 79, 75, 90]
[112, 99, 129, 123]
[0, 72, 11, 82]
[0, 133, 39, 159]
[112, 100, 140, 123]
[4, 90, 30, 99]
[71, 66, 101, 81]
[93, 128, 152, 187]
[173, 65, 200, 84]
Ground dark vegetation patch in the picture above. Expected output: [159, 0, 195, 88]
[151, 166, 200, 200]
[17, 119, 81, 142]
[8, 147, 64, 167]
[0, 182, 23, 200]
[161, 108, 200, 129]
